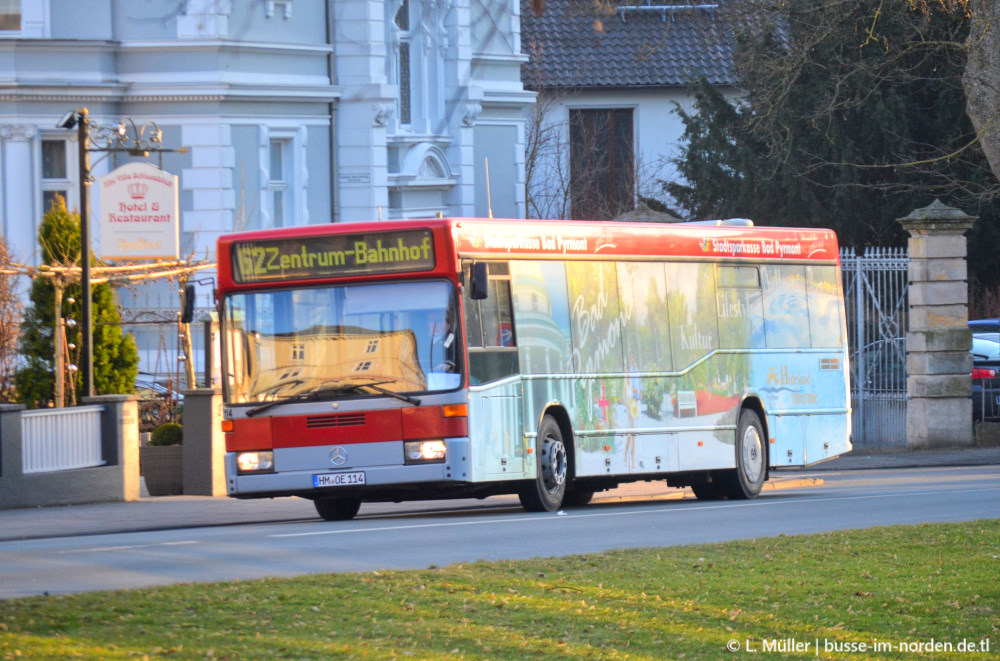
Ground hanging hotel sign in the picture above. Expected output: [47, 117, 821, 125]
[98, 162, 179, 260]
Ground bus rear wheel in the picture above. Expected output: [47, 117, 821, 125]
[314, 496, 362, 521]
[722, 409, 766, 499]
[691, 481, 726, 501]
[563, 486, 594, 507]
[519, 415, 567, 512]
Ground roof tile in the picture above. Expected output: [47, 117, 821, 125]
[521, 0, 739, 89]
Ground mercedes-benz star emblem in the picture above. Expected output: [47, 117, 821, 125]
[329, 447, 348, 466]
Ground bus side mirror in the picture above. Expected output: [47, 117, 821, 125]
[181, 284, 196, 324]
[470, 262, 489, 300]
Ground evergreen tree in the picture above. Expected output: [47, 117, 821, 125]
[15, 196, 138, 407]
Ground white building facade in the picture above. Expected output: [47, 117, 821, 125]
[0, 0, 533, 381]
[520, 1, 739, 221]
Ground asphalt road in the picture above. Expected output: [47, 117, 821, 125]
[1, 465, 997, 599]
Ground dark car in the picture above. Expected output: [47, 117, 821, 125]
[970, 320, 1000, 421]
[968, 318, 999, 333]
[853, 322, 999, 421]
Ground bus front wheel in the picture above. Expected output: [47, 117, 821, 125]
[314, 496, 362, 521]
[722, 409, 766, 499]
[519, 415, 568, 512]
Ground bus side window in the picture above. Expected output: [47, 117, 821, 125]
[806, 265, 843, 348]
[716, 265, 764, 349]
[761, 265, 809, 349]
[464, 262, 518, 384]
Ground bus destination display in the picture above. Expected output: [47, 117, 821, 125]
[231, 229, 435, 283]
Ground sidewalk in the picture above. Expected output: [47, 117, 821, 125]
[1, 446, 997, 543]
[793, 445, 1000, 471]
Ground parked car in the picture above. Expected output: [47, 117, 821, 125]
[852, 322, 1000, 421]
[968, 318, 999, 333]
[850, 336, 906, 394]
[970, 320, 1000, 421]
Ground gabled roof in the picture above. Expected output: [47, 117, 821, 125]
[521, 0, 739, 89]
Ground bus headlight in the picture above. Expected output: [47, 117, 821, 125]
[237, 451, 274, 474]
[404, 440, 447, 464]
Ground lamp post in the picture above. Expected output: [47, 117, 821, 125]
[58, 108, 186, 400]
[77, 109, 94, 398]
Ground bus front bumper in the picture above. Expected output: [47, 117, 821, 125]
[225, 437, 472, 498]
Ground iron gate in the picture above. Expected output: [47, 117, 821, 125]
[840, 247, 910, 450]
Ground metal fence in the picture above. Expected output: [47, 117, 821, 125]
[841, 247, 910, 450]
[21, 405, 104, 474]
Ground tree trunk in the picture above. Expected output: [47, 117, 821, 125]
[963, 0, 1000, 184]
[53, 281, 64, 408]
[181, 321, 196, 390]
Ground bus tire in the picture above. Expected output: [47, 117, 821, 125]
[691, 481, 726, 501]
[519, 415, 568, 512]
[722, 409, 766, 499]
[563, 486, 594, 507]
[314, 497, 362, 521]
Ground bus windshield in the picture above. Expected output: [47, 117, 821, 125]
[222, 280, 460, 404]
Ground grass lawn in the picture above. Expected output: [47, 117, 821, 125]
[1, 520, 997, 660]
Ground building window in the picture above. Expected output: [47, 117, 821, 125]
[41, 138, 71, 214]
[395, 0, 412, 126]
[269, 138, 290, 227]
[259, 127, 306, 228]
[569, 108, 635, 220]
[0, 1, 48, 37]
[0, 0, 20, 31]
[264, 1, 292, 19]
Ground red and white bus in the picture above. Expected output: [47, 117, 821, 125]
[217, 217, 851, 519]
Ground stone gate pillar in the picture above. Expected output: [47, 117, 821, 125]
[182, 388, 226, 496]
[897, 200, 977, 448]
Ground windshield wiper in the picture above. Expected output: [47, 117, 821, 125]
[245, 385, 350, 417]
[357, 381, 421, 406]
[245, 379, 419, 417]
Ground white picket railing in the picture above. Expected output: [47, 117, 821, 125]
[21, 405, 104, 474]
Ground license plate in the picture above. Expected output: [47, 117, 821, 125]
[313, 471, 366, 488]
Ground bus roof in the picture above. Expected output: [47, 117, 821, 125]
[216, 218, 842, 290]
[218, 217, 840, 263]
[446, 217, 839, 262]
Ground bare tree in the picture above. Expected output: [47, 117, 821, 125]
[524, 92, 674, 220]
[523, 37, 673, 220]
[963, 0, 1000, 181]
[523, 83, 575, 219]
[718, 0, 999, 201]
[0, 238, 21, 402]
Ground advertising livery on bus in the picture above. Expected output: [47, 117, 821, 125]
[217, 217, 851, 520]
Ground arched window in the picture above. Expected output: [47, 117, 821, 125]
[387, 0, 449, 135]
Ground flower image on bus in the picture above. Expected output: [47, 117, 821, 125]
[217, 217, 851, 520]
